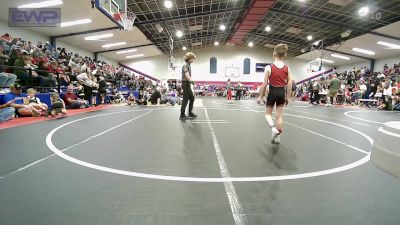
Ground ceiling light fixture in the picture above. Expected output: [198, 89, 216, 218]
[164, 0, 173, 9]
[219, 24, 226, 31]
[248, 42, 254, 47]
[176, 30, 183, 38]
[377, 41, 400, 49]
[331, 54, 350, 60]
[126, 54, 145, 59]
[102, 42, 126, 48]
[84, 33, 113, 40]
[61, 19, 92, 27]
[358, 6, 369, 17]
[316, 58, 334, 64]
[307, 35, 313, 41]
[116, 49, 138, 54]
[18, 0, 63, 8]
[214, 41, 220, 46]
[265, 26, 271, 32]
[352, 47, 375, 55]
[182, 46, 187, 51]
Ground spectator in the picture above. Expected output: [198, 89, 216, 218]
[63, 85, 87, 109]
[0, 45, 17, 92]
[136, 90, 148, 105]
[1, 33, 12, 43]
[4, 83, 40, 117]
[76, 68, 99, 105]
[98, 76, 107, 104]
[0, 45, 10, 69]
[24, 88, 48, 114]
[326, 74, 340, 106]
[49, 92, 67, 117]
[37, 60, 58, 88]
[150, 87, 162, 105]
[0, 100, 16, 122]
[310, 79, 321, 105]
[14, 50, 51, 87]
[236, 81, 243, 100]
[359, 81, 367, 99]
[127, 93, 135, 105]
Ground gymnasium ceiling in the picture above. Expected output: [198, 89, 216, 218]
[130, 0, 400, 58]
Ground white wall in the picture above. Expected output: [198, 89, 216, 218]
[57, 40, 94, 58]
[122, 46, 313, 82]
[375, 55, 400, 72]
[336, 55, 400, 73]
[336, 61, 370, 73]
[98, 55, 118, 66]
[0, 19, 48, 44]
[0, 19, 117, 66]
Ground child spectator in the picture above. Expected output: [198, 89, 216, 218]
[49, 92, 67, 117]
[127, 93, 136, 106]
[24, 88, 48, 115]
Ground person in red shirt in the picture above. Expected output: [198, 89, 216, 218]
[257, 44, 293, 144]
[63, 85, 87, 109]
[48, 61, 70, 84]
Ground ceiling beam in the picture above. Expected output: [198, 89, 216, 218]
[269, 8, 400, 42]
[51, 26, 120, 39]
[135, 6, 246, 26]
[95, 43, 154, 54]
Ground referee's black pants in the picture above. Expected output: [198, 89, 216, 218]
[181, 83, 195, 116]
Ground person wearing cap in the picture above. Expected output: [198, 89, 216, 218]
[179, 52, 197, 120]
[14, 50, 52, 88]
[4, 84, 40, 117]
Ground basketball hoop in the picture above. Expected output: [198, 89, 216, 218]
[115, 11, 136, 31]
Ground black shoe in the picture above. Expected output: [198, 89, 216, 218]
[188, 113, 197, 118]
[179, 115, 188, 120]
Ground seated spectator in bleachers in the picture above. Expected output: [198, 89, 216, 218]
[14, 50, 52, 88]
[384, 63, 389, 74]
[7, 47, 20, 70]
[0, 45, 10, 67]
[1, 33, 12, 43]
[24, 88, 48, 115]
[63, 85, 87, 109]
[47, 61, 66, 82]
[49, 92, 67, 117]
[359, 81, 367, 98]
[4, 83, 40, 117]
[37, 60, 58, 88]
[0, 45, 17, 92]
[0, 100, 15, 122]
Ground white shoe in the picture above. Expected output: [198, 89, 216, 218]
[274, 135, 280, 144]
[271, 127, 280, 144]
[325, 104, 331, 107]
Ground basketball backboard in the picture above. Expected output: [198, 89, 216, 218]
[95, 0, 126, 27]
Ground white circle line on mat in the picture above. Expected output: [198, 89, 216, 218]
[46, 108, 372, 183]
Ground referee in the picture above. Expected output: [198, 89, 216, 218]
[180, 52, 197, 120]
